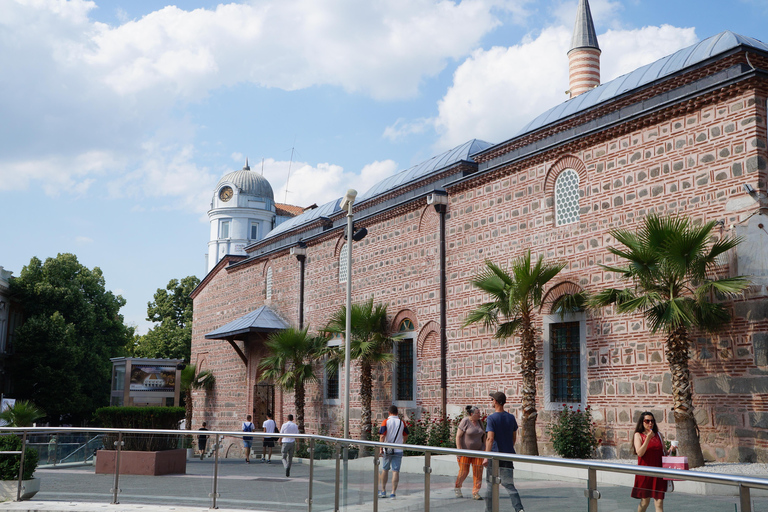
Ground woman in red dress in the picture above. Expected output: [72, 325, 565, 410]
[631, 411, 668, 512]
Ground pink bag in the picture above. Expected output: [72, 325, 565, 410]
[662, 456, 688, 481]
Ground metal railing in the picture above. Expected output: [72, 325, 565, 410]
[2, 426, 768, 511]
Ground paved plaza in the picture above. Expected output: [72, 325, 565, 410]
[1, 456, 766, 512]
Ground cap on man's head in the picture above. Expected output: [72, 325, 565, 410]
[489, 391, 506, 405]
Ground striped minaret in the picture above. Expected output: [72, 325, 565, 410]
[567, 0, 600, 98]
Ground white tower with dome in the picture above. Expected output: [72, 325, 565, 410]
[207, 160, 276, 272]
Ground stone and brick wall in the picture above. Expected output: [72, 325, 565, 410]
[192, 58, 768, 462]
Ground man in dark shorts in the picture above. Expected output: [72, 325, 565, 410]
[261, 411, 277, 463]
[483, 391, 524, 512]
[198, 421, 209, 460]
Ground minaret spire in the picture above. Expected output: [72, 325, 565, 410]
[567, 0, 601, 98]
[243, 158, 250, 171]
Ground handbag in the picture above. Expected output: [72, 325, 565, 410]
[666, 480, 675, 492]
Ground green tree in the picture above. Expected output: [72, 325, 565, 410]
[0, 400, 45, 427]
[10, 254, 132, 424]
[592, 215, 749, 468]
[464, 252, 567, 456]
[180, 364, 215, 430]
[324, 299, 397, 441]
[258, 327, 326, 434]
[134, 276, 200, 360]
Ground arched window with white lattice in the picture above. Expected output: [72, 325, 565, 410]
[265, 267, 273, 300]
[555, 169, 580, 226]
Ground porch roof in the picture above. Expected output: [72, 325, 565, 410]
[204, 305, 289, 339]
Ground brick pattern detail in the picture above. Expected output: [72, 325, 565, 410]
[569, 48, 601, 98]
[192, 63, 768, 462]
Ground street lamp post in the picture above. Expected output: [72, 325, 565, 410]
[340, 188, 357, 441]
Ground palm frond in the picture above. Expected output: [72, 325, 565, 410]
[551, 291, 589, 319]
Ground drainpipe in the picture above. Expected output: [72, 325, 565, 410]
[290, 242, 308, 329]
[428, 190, 449, 421]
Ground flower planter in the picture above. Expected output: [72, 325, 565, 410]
[95, 448, 186, 476]
[0, 478, 40, 501]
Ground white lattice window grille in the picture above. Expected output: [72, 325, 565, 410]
[266, 267, 272, 300]
[339, 243, 348, 283]
[555, 169, 580, 226]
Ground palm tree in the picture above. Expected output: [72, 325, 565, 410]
[464, 252, 567, 456]
[181, 364, 215, 430]
[0, 400, 45, 427]
[258, 326, 326, 434]
[324, 299, 398, 441]
[592, 214, 749, 468]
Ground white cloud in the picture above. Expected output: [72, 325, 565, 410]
[75, 236, 94, 245]
[264, 158, 399, 208]
[433, 24, 698, 149]
[0, 0, 524, 207]
[383, 118, 436, 142]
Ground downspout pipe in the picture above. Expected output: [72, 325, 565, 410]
[428, 189, 449, 421]
[290, 242, 308, 330]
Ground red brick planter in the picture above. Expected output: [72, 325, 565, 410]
[95, 448, 186, 475]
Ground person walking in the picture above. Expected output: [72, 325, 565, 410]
[455, 405, 485, 499]
[280, 414, 299, 477]
[483, 392, 524, 512]
[261, 411, 277, 463]
[379, 405, 409, 499]
[631, 411, 669, 512]
[242, 415, 256, 463]
[197, 421, 209, 460]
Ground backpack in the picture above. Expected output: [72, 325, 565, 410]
[243, 421, 254, 441]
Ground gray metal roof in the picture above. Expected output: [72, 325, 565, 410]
[519, 31, 768, 138]
[204, 305, 289, 339]
[262, 139, 491, 241]
[569, 0, 599, 53]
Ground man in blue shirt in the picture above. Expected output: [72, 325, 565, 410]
[483, 391, 524, 512]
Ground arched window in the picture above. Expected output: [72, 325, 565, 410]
[338, 243, 348, 283]
[555, 169, 580, 226]
[394, 319, 416, 404]
[265, 267, 273, 300]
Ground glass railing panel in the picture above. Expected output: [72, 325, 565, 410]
[596, 471, 742, 512]
[309, 440, 341, 511]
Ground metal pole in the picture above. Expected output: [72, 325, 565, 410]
[307, 437, 314, 512]
[334, 443, 341, 512]
[436, 203, 448, 421]
[373, 448, 379, 512]
[424, 451, 432, 512]
[15, 431, 27, 502]
[587, 467, 599, 512]
[491, 458, 500, 512]
[211, 434, 221, 509]
[344, 204, 353, 441]
[740, 483, 752, 512]
[111, 431, 123, 504]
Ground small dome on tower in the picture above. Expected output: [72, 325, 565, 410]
[216, 160, 274, 201]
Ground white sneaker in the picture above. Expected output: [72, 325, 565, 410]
[454, 488, 463, 498]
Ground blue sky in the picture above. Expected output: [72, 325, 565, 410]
[1, 0, 766, 335]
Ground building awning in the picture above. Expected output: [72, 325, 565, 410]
[204, 306, 289, 339]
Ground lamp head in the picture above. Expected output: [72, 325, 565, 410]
[340, 188, 358, 210]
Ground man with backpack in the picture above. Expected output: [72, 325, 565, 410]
[378, 405, 408, 499]
[242, 414, 255, 464]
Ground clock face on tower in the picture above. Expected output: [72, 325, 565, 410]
[219, 186, 233, 202]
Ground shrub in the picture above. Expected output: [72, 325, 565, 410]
[405, 413, 462, 455]
[546, 404, 599, 459]
[94, 406, 185, 452]
[0, 434, 39, 480]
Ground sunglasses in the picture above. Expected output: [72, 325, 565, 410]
[643, 419, 655, 424]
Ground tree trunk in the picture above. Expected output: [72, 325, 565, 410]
[360, 361, 373, 441]
[185, 389, 193, 430]
[519, 317, 539, 455]
[296, 383, 306, 434]
[665, 327, 705, 468]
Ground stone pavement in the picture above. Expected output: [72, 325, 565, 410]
[1, 456, 766, 511]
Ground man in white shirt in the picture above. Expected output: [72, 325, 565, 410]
[261, 411, 277, 463]
[379, 405, 409, 499]
[279, 414, 300, 477]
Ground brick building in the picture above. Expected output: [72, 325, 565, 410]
[191, 6, 768, 461]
